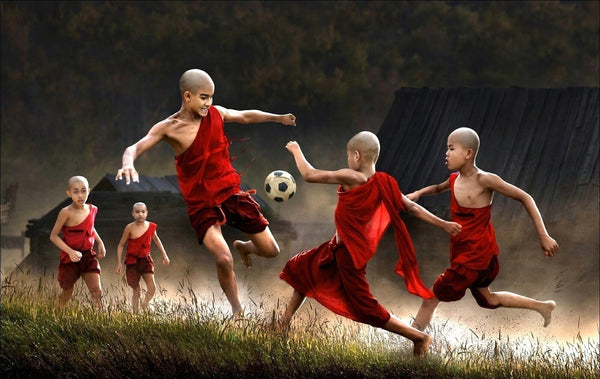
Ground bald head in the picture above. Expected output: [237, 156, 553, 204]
[449, 127, 480, 156]
[132, 202, 147, 211]
[67, 175, 89, 190]
[179, 69, 214, 96]
[347, 131, 380, 164]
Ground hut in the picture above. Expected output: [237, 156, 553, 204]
[22, 174, 297, 273]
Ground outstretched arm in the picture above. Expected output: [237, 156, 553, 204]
[482, 173, 559, 257]
[406, 180, 450, 202]
[115, 226, 129, 275]
[285, 141, 367, 188]
[217, 106, 296, 126]
[402, 195, 461, 236]
[116, 121, 167, 184]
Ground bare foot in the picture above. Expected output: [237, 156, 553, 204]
[541, 300, 556, 327]
[234, 240, 253, 268]
[413, 334, 432, 358]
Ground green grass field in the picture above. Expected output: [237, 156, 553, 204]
[1, 272, 597, 379]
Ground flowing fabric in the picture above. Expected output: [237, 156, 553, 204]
[280, 171, 433, 327]
[448, 172, 499, 269]
[175, 105, 241, 214]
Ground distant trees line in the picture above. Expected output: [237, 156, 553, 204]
[1, 1, 597, 176]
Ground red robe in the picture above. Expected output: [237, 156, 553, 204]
[59, 204, 97, 264]
[280, 172, 433, 327]
[449, 172, 499, 269]
[124, 222, 157, 265]
[175, 105, 241, 215]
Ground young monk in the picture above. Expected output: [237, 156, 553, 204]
[116, 202, 170, 313]
[49, 176, 106, 308]
[407, 127, 559, 331]
[279, 131, 462, 358]
[116, 69, 296, 316]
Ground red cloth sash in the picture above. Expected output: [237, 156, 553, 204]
[334, 172, 434, 299]
[125, 222, 157, 264]
[175, 105, 241, 214]
[60, 204, 97, 264]
[449, 172, 498, 269]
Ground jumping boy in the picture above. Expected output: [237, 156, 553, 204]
[407, 126, 559, 331]
[49, 175, 106, 308]
[116, 69, 296, 316]
[116, 202, 170, 313]
[279, 131, 462, 357]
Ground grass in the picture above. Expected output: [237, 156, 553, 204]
[1, 272, 598, 379]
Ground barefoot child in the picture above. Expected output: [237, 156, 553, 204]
[117, 69, 296, 316]
[116, 202, 170, 313]
[407, 127, 559, 331]
[279, 131, 462, 357]
[49, 176, 106, 308]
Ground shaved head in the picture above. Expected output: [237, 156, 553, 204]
[179, 69, 214, 95]
[132, 202, 147, 211]
[347, 131, 380, 164]
[67, 175, 89, 190]
[450, 127, 480, 155]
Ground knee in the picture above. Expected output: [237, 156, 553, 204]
[89, 287, 102, 299]
[263, 243, 280, 258]
[215, 254, 234, 271]
[472, 290, 500, 309]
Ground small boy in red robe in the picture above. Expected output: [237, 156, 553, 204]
[116, 202, 170, 313]
[279, 131, 462, 358]
[50, 176, 106, 308]
[407, 127, 559, 331]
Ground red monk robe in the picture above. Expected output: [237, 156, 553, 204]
[175, 105, 241, 215]
[59, 204, 98, 265]
[448, 172, 498, 270]
[280, 172, 433, 328]
[124, 222, 157, 265]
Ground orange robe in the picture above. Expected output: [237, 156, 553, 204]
[280, 172, 433, 327]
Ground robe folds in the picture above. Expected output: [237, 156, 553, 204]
[448, 172, 499, 270]
[280, 172, 433, 327]
[175, 105, 241, 215]
[124, 222, 157, 265]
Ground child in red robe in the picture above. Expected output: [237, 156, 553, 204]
[279, 131, 462, 358]
[50, 176, 106, 308]
[116, 202, 170, 313]
[407, 127, 559, 331]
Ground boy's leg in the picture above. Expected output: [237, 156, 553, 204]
[59, 287, 75, 307]
[81, 272, 103, 309]
[140, 273, 157, 311]
[203, 224, 243, 316]
[473, 287, 556, 327]
[383, 315, 432, 358]
[412, 297, 441, 331]
[131, 285, 141, 314]
[234, 226, 280, 268]
[280, 289, 305, 328]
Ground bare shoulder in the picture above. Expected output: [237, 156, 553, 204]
[476, 170, 502, 186]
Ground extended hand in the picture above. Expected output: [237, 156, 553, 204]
[116, 166, 139, 185]
[286, 141, 301, 154]
[445, 221, 462, 236]
[541, 235, 559, 257]
[282, 113, 296, 126]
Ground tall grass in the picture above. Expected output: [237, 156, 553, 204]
[1, 271, 598, 378]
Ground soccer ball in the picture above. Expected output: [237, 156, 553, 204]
[264, 170, 296, 202]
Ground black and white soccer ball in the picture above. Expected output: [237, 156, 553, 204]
[264, 170, 296, 202]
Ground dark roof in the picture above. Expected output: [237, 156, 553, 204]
[376, 87, 599, 223]
[93, 175, 182, 194]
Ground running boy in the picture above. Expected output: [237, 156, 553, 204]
[279, 131, 462, 357]
[49, 176, 106, 308]
[407, 127, 559, 331]
[116, 69, 296, 316]
[116, 202, 170, 313]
